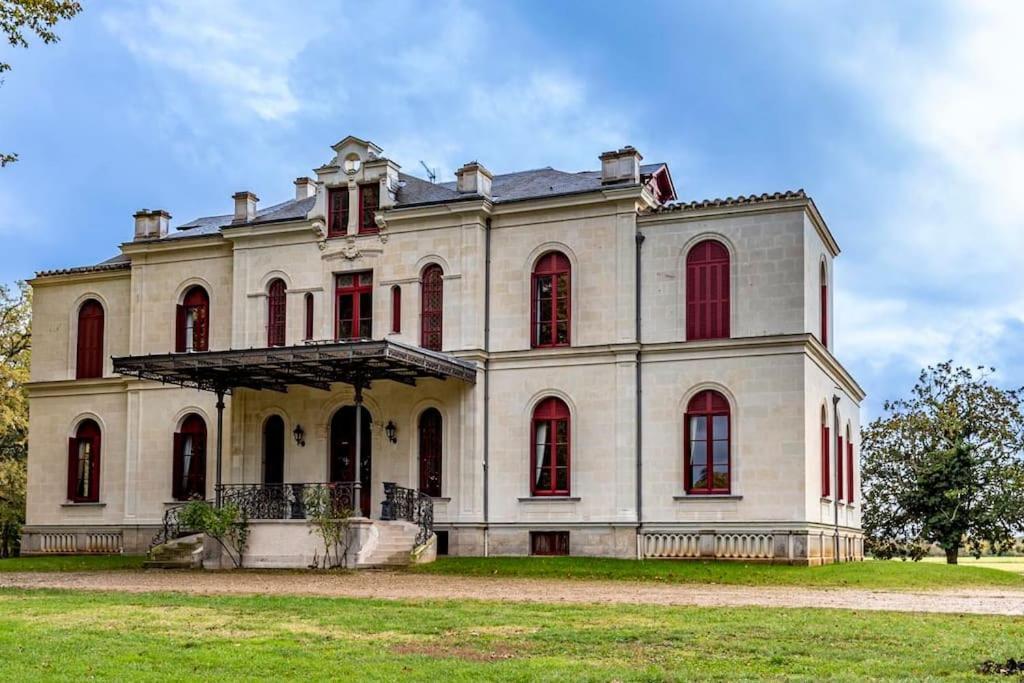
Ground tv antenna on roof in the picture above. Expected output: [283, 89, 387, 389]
[419, 160, 437, 183]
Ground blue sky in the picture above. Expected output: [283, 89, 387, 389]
[1, 0, 1021, 417]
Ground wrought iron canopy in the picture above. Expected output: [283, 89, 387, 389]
[112, 339, 477, 394]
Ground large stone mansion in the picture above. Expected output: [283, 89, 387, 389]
[23, 135, 864, 564]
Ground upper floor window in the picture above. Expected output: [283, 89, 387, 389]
[267, 278, 287, 347]
[821, 406, 830, 498]
[173, 414, 207, 501]
[685, 390, 730, 494]
[531, 397, 571, 496]
[76, 299, 104, 379]
[531, 251, 571, 348]
[336, 271, 372, 340]
[420, 264, 443, 351]
[176, 286, 209, 352]
[67, 419, 101, 503]
[391, 285, 401, 334]
[418, 408, 443, 497]
[820, 262, 829, 347]
[358, 183, 379, 234]
[304, 293, 314, 341]
[328, 187, 349, 236]
[686, 240, 730, 341]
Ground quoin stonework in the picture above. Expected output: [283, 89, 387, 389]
[24, 135, 864, 565]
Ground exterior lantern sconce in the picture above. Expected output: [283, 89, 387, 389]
[293, 424, 305, 447]
[385, 420, 398, 444]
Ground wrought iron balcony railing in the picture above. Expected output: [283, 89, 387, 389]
[216, 482, 360, 520]
[380, 482, 434, 547]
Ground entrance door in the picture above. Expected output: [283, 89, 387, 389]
[329, 406, 372, 516]
[263, 415, 285, 485]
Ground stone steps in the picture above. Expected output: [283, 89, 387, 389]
[144, 533, 204, 569]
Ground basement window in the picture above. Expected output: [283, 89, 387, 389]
[530, 531, 569, 556]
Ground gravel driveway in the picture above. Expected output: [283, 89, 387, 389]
[3, 570, 1023, 616]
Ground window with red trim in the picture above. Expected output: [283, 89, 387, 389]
[176, 286, 209, 352]
[531, 252, 570, 348]
[391, 285, 401, 334]
[531, 397, 570, 496]
[335, 271, 372, 340]
[173, 414, 206, 501]
[418, 408, 442, 497]
[358, 183, 379, 233]
[67, 419, 101, 503]
[304, 293, 314, 341]
[846, 432, 855, 503]
[76, 299, 104, 379]
[820, 263, 829, 347]
[686, 240, 730, 341]
[685, 390, 730, 494]
[267, 278, 287, 347]
[420, 264, 443, 351]
[837, 432, 845, 501]
[328, 187, 349, 236]
[821, 409, 830, 498]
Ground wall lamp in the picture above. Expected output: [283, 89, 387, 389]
[293, 424, 306, 447]
[385, 420, 398, 444]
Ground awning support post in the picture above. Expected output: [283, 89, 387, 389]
[215, 388, 226, 507]
[353, 384, 363, 517]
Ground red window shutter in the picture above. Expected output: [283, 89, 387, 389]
[76, 300, 104, 379]
[847, 440, 855, 503]
[67, 437, 79, 500]
[418, 408, 442, 496]
[172, 432, 184, 500]
[391, 286, 401, 334]
[90, 431, 101, 502]
[175, 304, 187, 352]
[686, 241, 730, 341]
[305, 293, 314, 340]
[193, 429, 207, 500]
[821, 282, 828, 347]
[267, 280, 287, 347]
[194, 304, 209, 351]
[837, 435, 844, 501]
[821, 425, 830, 498]
[420, 266, 443, 351]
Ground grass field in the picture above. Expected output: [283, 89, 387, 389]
[0, 588, 1021, 681]
[921, 556, 1024, 575]
[410, 556, 1024, 589]
[0, 555, 145, 572]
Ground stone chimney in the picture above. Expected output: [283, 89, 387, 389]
[294, 177, 316, 201]
[133, 209, 171, 240]
[232, 191, 259, 224]
[454, 161, 493, 198]
[599, 146, 642, 185]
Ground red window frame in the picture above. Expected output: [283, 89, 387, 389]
[176, 286, 209, 352]
[684, 390, 731, 494]
[328, 187, 349, 237]
[686, 240, 730, 341]
[846, 436, 855, 503]
[335, 271, 373, 340]
[837, 433, 845, 502]
[420, 264, 443, 351]
[418, 408, 443, 497]
[67, 419, 101, 503]
[530, 397, 571, 496]
[821, 422, 831, 498]
[820, 265, 829, 347]
[531, 251, 571, 348]
[76, 299, 104, 379]
[267, 279, 287, 347]
[391, 285, 401, 334]
[358, 183, 379, 234]
[304, 292, 314, 341]
[172, 414, 207, 501]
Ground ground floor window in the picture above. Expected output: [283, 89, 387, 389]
[67, 419, 101, 502]
[684, 390, 731, 494]
[418, 408, 442, 497]
[531, 397, 571, 496]
[173, 414, 207, 500]
[530, 531, 569, 556]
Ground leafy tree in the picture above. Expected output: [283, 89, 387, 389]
[0, 282, 29, 555]
[177, 501, 250, 569]
[303, 484, 355, 569]
[862, 362, 1024, 563]
[0, 457, 25, 557]
[1, 0, 82, 166]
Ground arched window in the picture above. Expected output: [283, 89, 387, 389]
[267, 278, 287, 347]
[176, 286, 210, 352]
[391, 285, 402, 334]
[686, 240, 730, 341]
[418, 408, 442, 497]
[173, 414, 207, 500]
[531, 251, 571, 348]
[820, 262, 828, 347]
[67, 419, 101, 502]
[304, 292, 314, 341]
[420, 265, 443, 351]
[263, 415, 285, 486]
[821, 406, 830, 498]
[531, 397, 570, 496]
[76, 299, 104, 379]
[685, 390, 730, 494]
[846, 425, 854, 504]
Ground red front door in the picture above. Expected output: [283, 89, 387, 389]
[329, 406, 372, 516]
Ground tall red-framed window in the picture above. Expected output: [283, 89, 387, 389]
[821, 408, 831, 498]
[846, 430, 855, 503]
[328, 187, 349, 237]
[172, 414, 207, 501]
[335, 271, 373, 340]
[420, 264, 443, 351]
[837, 429, 845, 502]
[531, 251, 570, 348]
[684, 390, 731, 494]
[418, 408, 443, 497]
[358, 183, 379, 234]
[530, 397, 571, 496]
[391, 285, 401, 334]
[820, 262, 829, 347]
[76, 299, 104, 379]
[267, 279, 287, 347]
[176, 286, 209, 352]
[686, 240, 730, 341]
[304, 293, 314, 341]
[67, 419, 101, 503]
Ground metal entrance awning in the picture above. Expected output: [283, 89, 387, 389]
[112, 339, 477, 394]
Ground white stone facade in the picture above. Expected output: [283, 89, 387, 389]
[24, 136, 864, 564]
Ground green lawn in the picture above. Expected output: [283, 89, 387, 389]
[410, 556, 1024, 590]
[0, 588, 1020, 681]
[921, 556, 1024, 575]
[0, 554, 145, 572]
